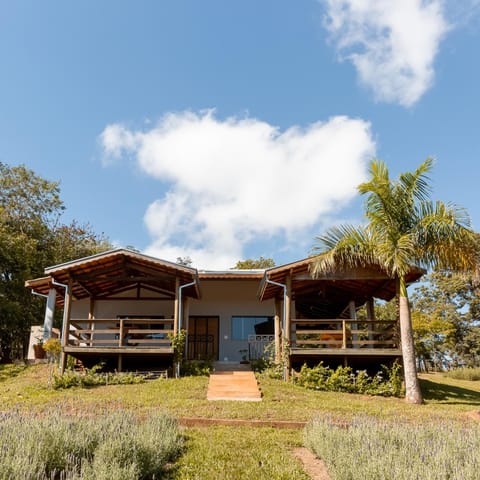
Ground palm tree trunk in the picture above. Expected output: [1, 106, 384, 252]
[398, 276, 423, 404]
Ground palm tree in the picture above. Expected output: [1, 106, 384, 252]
[311, 158, 477, 404]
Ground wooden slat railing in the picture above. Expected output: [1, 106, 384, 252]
[68, 318, 174, 348]
[291, 319, 399, 350]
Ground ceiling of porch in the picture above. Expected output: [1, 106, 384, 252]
[27, 249, 200, 303]
[258, 256, 425, 318]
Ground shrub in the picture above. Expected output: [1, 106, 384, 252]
[43, 338, 62, 362]
[181, 360, 212, 376]
[250, 340, 288, 380]
[295, 361, 403, 397]
[53, 364, 147, 389]
[0, 410, 182, 479]
[305, 415, 480, 480]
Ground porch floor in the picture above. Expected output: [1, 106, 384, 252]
[207, 362, 262, 402]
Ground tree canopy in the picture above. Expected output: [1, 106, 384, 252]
[0, 162, 110, 362]
[233, 257, 275, 269]
[411, 271, 480, 370]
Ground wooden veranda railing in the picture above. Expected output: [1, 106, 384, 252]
[291, 319, 400, 350]
[68, 318, 173, 348]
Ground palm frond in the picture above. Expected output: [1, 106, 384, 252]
[414, 200, 476, 271]
[311, 225, 379, 277]
[382, 233, 417, 277]
[397, 157, 433, 203]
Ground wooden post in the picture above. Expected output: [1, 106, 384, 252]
[118, 318, 124, 347]
[89, 297, 95, 345]
[291, 297, 296, 348]
[366, 297, 375, 348]
[173, 277, 180, 336]
[88, 297, 95, 319]
[274, 299, 281, 364]
[342, 319, 347, 349]
[349, 300, 357, 349]
[285, 274, 292, 344]
[60, 276, 73, 374]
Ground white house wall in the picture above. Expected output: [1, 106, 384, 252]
[70, 288, 175, 320]
[190, 279, 274, 362]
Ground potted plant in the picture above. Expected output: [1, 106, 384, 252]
[239, 348, 249, 364]
[33, 337, 46, 359]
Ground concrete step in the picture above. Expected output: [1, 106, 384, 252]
[207, 368, 262, 402]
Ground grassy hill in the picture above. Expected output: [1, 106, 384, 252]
[1, 364, 479, 479]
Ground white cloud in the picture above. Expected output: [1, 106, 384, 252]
[99, 124, 140, 165]
[101, 111, 375, 269]
[322, 0, 449, 107]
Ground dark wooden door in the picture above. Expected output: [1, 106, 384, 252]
[187, 316, 219, 360]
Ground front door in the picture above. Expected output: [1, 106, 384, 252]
[187, 316, 219, 360]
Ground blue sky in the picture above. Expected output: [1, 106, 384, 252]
[1, 1, 480, 269]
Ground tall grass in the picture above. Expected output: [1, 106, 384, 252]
[444, 366, 480, 381]
[0, 410, 182, 479]
[305, 416, 480, 480]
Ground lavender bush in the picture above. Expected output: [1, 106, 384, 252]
[305, 415, 480, 480]
[0, 410, 182, 479]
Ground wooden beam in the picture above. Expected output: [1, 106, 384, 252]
[293, 269, 391, 281]
[64, 346, 174, 355]
[285, 273, 292, 343]
[77, 281, 94, 297]
[60, 275, 74, 374]
[93, 296, 175, 301]
[94, 283, 175, 298]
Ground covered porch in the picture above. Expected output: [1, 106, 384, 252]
[258, 257, 423, 370]
[26, 249, 200, 372]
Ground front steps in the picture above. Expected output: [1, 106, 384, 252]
[207, 363, 262, 401]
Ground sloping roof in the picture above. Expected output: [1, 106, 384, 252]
[26, 248, 200, 301]
[199, 269, 265, 280]
[258, 255, 425, 307]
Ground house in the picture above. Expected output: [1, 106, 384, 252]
[25, 248, 423, 374]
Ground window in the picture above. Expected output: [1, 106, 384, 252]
[231, 316, 273, 340]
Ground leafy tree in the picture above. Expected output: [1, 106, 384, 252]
[0, 163, 110, 362]
[357, 298, 398, 322]
[311, 158, 477, 404]
[411, 271, 480, 370]
[233, 257, 275, 269]
[48, 221, 110, 266]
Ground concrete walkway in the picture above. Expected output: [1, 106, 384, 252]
[207, 362, 262, 401]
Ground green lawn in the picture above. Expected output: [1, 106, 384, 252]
[1, 364, 479, 479]
[2, 364, 479, 423]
